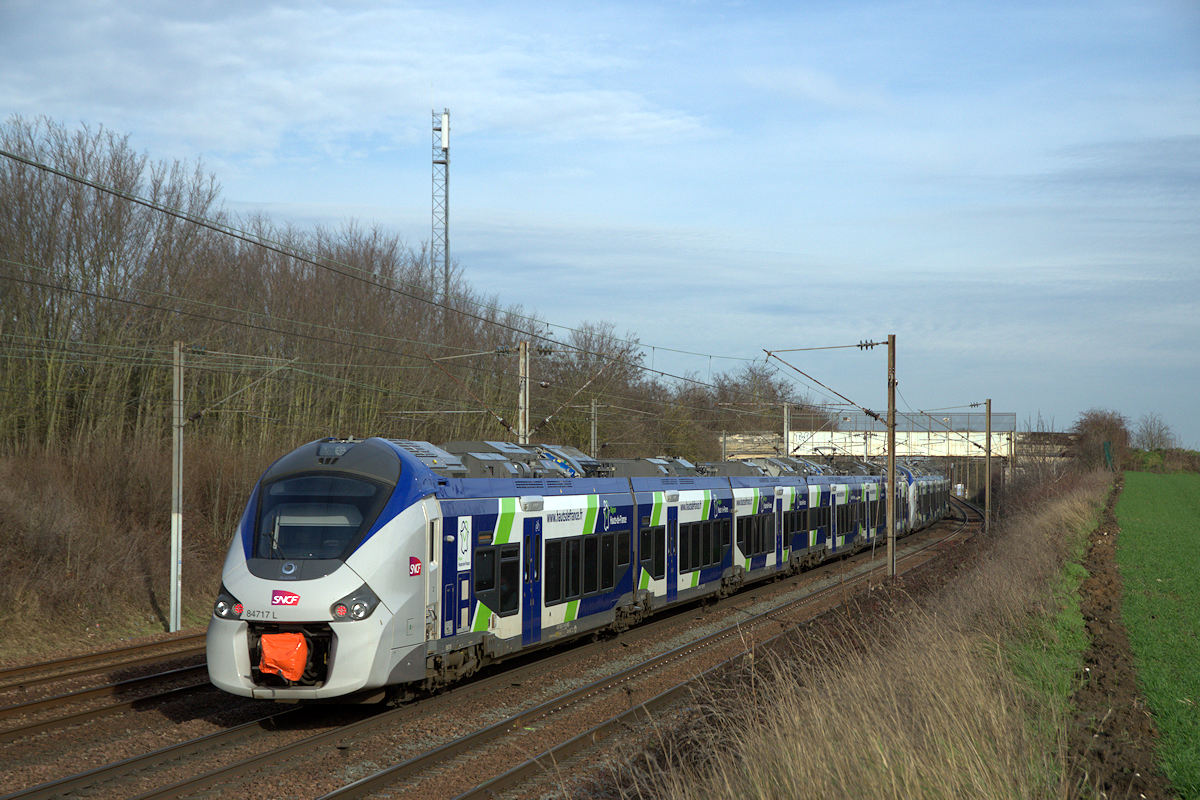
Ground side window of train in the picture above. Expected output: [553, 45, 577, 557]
[473, 544, 519, 616]
[545, 540, 563, 605]
[567, 539, 581, 598]
[583, 536, 600, 594]
[679, 525, 690, 573]
[640, 525, 666, 580]
[639, 527, 652, 577]
[617, 530, 631, 583]
[601, 534, 616, 591]
[475, 547, 496, 594]
[653, 526, 665, 579]
[498, 545, 519, 615]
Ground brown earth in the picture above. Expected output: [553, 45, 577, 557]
[1068, 475, 1175, 799]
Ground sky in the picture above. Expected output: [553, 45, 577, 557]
[2, 0, 1198, 446]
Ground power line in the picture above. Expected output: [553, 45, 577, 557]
[0, 147, 761, 375]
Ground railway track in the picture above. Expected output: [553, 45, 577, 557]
[2, 516, 974, 799]
[0, 633, 205, 691]
[0, 508, 979, 800]
[0, 665, 211, 744]
[0, 633, 212, 749]
[330, 515, 979, 800]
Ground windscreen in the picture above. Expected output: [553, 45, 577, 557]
[255, 474, 390, 560]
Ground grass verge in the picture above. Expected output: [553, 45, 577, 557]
[597, 470, 1110, 800]
[1116, 471, 1200, 797]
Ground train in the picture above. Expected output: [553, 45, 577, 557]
[206, 437, 951, 701]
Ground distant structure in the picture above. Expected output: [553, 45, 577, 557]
[787, 411, 1017, 460]
[431, 108, 450, 309]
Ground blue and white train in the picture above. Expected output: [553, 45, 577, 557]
[206, 438, 950, 701]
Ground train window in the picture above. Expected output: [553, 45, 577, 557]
[652, 526, 665, 579]
[545, 540, 562, 605]
[679, 526, 691, 573]
[474, 548, 496, 593]
[710, 522, 722, 565]
[584, 536, 599, 594]
[498, 546, 519, 615]
[255, 474, 390, 561]
[567, 539, 581, 598]
[640, 526, 665, 581]
[691, 526, 702, 570]
[721, 519, 731, 549]
[617, 531, 631, 568]
[601, 534, 615, 591]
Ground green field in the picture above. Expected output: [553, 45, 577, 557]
[1117, 472, 1200, 798]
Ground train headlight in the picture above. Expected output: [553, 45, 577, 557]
[213, 585, 244, 620]
[330, 584, 380, 622]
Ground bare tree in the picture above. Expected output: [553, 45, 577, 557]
[1133, 413, 1177, 450]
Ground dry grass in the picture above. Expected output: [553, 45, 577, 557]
[600, 470, 1111, 800]
[0, 437, 271, 660]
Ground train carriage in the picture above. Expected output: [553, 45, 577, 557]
[207, 437, 951, 702]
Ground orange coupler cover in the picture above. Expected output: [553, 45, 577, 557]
[259, 632, 309, 682]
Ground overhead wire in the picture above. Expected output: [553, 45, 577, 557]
[0, 150, 893, 435]
[0, 148, 763, 376]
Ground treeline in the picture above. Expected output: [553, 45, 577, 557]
[0, 116, 834, 639]
[1, 115, 823, 460]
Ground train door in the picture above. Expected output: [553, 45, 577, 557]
[440, 515, 458, 638]
[666, 506, 678, 603]
[775, 487, 785, 569]
[522, 517, 542, 646]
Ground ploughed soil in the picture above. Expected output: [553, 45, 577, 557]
[1068, 475, 1175, 799]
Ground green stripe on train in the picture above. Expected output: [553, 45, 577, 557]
[471, 601, 493, 632]
[584, 494, 599, 534]
[495, 497, 518, 544]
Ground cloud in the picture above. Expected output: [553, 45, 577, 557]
[1044, 135, 1200, 200]
[1, 1, 707, 161]
[739, 65, 890, 112]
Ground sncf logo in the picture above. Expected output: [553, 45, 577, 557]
[271, 590, 301, 606]
[409, 556, 422, 577]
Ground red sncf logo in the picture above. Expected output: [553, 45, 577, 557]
[409, 556, 422, 577]
[271, 590, 301, 606]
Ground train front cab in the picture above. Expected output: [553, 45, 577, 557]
[206, 487, 435, 702]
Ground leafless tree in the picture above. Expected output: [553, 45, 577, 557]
[1133, 412, 1177, 450]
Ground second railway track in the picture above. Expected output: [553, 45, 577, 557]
[1, 510, 977, 800]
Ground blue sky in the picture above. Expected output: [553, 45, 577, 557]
[3, 0, 1198, 445]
